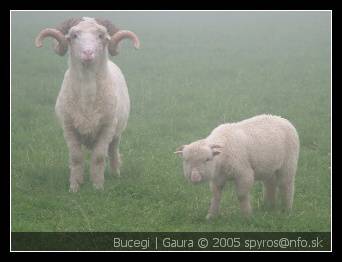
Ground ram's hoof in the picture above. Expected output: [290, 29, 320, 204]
[69, 183, 80, 193]
[93, 183, 104, 190]
[206, 213, 216, 220]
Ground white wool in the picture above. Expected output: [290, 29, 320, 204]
[36, 17, 140, 191]
[178, 114, 300, 219]
[207, 114, 299, 181]
[39, 18, 137, 192]
[82, 17, 96, 22]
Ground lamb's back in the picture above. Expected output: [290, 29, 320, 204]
[208, 115, 298, 177]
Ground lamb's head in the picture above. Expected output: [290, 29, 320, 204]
[175, 141, 222, 184]
[35, 17, 140, 63]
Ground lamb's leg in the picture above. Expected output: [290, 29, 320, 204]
[108, 136, 121, 176]
[235, 168, 254, 217]
[91, 125, 115, 190]
[278, 166, 296, 212]
[206, 181, 225, 220]
[263, 176, 277, 210]
[63, 126, 84, 193]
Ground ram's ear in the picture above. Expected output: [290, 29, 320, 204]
[174, 145, 186, 156]
[209, 144, 223, 157]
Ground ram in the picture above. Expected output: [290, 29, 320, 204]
[35, 17, 140, 192]
[175, 114, 300, 219]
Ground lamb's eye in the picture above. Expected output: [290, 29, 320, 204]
[98, 33, 104, 39]
[71, 33, 78, 39]
[205, 158, 211, 162]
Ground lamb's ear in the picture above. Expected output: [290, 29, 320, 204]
[174, 145, 186, 156]
[210, 144, 223, 157]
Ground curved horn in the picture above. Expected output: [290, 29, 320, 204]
[35, 28, 68, 56]
[94, 18, 119, 36]
[109, 30, 140, 56]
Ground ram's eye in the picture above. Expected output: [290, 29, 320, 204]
[98, 33, 104, 39]
[205, 158, 211, 162]
[71, 33, 78, 39]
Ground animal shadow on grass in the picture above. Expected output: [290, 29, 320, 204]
[204, 198, 291, 226]
[24, 166, 69, 192]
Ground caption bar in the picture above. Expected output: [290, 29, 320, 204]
[12, 232, 331, 251]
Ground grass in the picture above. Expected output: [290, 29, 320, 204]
[11, 11, 331, 232]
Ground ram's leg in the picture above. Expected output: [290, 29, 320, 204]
[63, 126, 84, 193]
[91, 125, 115, 190]
[91, 150, 106, 190]
[206, 180, 226, 220]
[235, 168, 254, 217]
[108, 136, 122, 176]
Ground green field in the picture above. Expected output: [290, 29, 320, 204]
[11, 11, 331, 232]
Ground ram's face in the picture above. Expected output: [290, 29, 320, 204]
[176, 141, 222, 184]
[67, 21, 110, 65]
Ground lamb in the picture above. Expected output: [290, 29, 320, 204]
[35, 17, 140, 192]
[175, 114, 300, 219]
